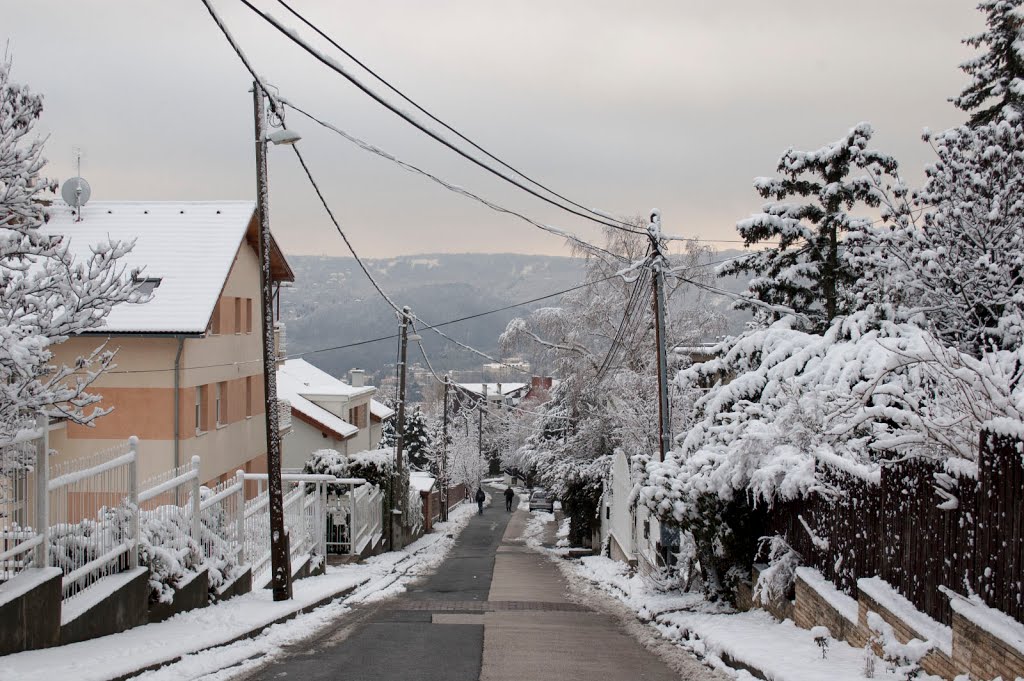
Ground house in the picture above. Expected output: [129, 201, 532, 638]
[44, 200, 294, 486]
[277, 359, 395, 470]
[453, 382, 529, 413]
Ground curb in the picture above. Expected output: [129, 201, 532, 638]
[112, 577, 373, 681]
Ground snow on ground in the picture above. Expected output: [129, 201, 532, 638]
[0, 502, 481, 681]
[553, 548, 943, 681]
[523, 510, 555, 549]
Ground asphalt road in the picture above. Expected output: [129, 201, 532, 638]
[246, 494, 716, 681]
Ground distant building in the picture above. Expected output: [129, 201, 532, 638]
[452, 382, 529, 413]
[277, 359, 394, 470]
[45, 200, 294, 486]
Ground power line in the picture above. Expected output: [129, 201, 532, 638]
[236, 0, 645, 237]
[271, 0, 633, 232]
[285, 102, 626, 264]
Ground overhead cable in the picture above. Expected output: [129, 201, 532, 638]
[236, 0, 646, 236]
[271, 0, 634, 231]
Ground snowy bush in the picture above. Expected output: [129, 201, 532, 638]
[753, 535, 801, 607]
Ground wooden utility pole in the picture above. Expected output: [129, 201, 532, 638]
[253, 83, 291, 601]
[391, 306, 411, 550]
[441, 376, 450, 522]
[648, 209, 672, 461]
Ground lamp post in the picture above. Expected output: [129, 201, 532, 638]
[253, 82, 300, 601]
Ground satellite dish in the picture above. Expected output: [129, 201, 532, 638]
[61, 176, 92, 209]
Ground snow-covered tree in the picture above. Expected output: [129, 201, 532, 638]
[720, 124, 901, 331]
[500, 218, 724, 544]
[403, 406, 433, 469]
[0, 60, 141, 447]
[953, 0, 1024, 125]
[446, 422, 487, 491]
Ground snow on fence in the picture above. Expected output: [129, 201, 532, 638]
[49, 437, 138, 601]
[767, 429, 1024, 626]
[0, 417, 47, 582]
[326, 482, 383, 556]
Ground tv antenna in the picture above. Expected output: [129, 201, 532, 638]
[60, 148, 91, 222]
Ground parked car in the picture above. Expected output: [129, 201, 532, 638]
[528, 489, 555, 512]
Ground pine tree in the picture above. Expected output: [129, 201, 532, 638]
[0, 60, 140, 446]
[720, 124, 900, 332]
[953, 0, 1024, 126]
[403, 406, 433, 470]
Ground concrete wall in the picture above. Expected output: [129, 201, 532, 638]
[282, 417, 350, 471]
[0, 568, 62, 655]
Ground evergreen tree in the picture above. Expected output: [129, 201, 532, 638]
[720, 124, 900, 332]
[953, 0, 1024, 125]
[403, 406, 433, 469]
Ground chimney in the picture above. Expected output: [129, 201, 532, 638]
[349, 368, 366, 387]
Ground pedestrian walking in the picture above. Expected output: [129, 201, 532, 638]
[504, 486, 514, 512]
[475, 487, 486, 514]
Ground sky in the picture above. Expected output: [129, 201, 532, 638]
[3, 1, 981, 258]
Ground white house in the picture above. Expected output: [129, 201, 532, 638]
[277, 359, 394, 470]
[601, 450, 664, 575]
[455, 382, 529, 409]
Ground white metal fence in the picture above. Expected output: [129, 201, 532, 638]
[49, 437, 139, 601]
[3, 427, 381, 603]
[327, 483, 383, 556]
[0, 418, 47, 581]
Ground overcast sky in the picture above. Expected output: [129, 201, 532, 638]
[3, 1, 980, 258]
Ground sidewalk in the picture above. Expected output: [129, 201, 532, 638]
[479, 505, 718, 681]
[0, 503, 479, 681]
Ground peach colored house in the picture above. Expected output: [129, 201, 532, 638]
[43, 201, 294, 486]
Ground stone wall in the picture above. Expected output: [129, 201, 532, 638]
[772, 568, 1024, 681]
[952, 610, 1024, 681]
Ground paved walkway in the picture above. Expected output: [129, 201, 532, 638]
[245, 494, 713, 681]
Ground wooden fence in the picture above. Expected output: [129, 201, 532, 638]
[767, 430, 1024, 626]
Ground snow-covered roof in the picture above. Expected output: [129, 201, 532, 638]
[278, 359, 374, 400]
[41, 201, 292, 334]
[457, 383, 529, 397]
[370, 399, 395, 421]
[409, 471, 436, 493]
[277, 360, 359, 440]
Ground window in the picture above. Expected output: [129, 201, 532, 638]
[234, 298, 242, 334]
[132, 274, 162, 297]
[245, 298, 253, 334]
[348, 404, 367, 429]
[245, 376, 253, 418]
[195, 386, 208, 434]
[216, 381, 227, 426]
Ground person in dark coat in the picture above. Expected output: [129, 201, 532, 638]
[504, 486, 515, 511]
[475, 487, 486, 514]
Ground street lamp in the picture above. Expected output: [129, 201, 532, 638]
[253, 83, 298, 602]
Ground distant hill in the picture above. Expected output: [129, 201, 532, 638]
[279, 252, 752, 382]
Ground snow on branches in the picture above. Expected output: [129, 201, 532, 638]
[720, 123, 902, 331]
[0, 60, 141, 446]
[953, 0, 1024, 125]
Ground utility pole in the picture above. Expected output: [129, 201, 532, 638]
[648, 209, 672, 461]
[253, 83, 291, 601]
[441, 376, 450, 522]
[478, 384, 487, 486]
[391, 306, 411, 550]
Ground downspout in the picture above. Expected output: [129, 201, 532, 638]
[173, 335, 185, 483]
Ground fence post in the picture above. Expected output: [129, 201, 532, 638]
[33, 414, 49, 568]
[127, 436, 140, 569]
[235, 469, 246, 564]
[318, 481, 326, 559]
[190, 455, 201, 547]
[350, 482, 358, 556]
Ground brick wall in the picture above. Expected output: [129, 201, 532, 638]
[952, 611, 1024, 681]
[779, 571, 1024, 680]
[794, 576, 857, 642]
